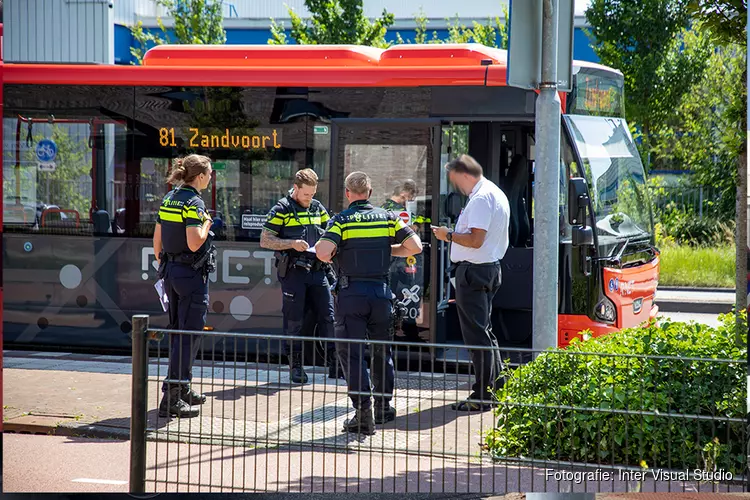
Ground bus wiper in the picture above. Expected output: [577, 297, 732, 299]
[596, 238, 629, 267]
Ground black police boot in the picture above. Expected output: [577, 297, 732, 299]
[181, 385, 207, 405]
[290, 353, 309, 384]
[158, 386, 199, 418]
[327, 350, 345, 379]
[342, 408, 376, 435]
[374, 401, 396, 424]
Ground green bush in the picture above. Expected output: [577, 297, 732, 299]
[485, 312, 746, 474]
[657, 209, 734, 247]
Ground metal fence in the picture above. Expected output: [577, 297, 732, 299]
[129, 315, 747, 494]
[649, 185, 721, 220]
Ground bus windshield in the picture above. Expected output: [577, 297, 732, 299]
[563, 115, 651, 241]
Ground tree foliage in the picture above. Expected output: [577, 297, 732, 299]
[395, 7, 509, 48]
[585, 0, 710, 168]
[130, 0, 226, 64]
[269, 0, 395, 47]
[2, 124, 92, 220]
[687, 0, 747, 46]
[650, 30, 744, 219]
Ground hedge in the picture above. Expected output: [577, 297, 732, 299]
[485, 312, 746, 475]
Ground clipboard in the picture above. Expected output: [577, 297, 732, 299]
[154, 278, 169, 312]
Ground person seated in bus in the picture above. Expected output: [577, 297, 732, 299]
[381, 179, 417, 213]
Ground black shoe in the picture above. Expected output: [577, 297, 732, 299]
[451, 392, 494, 412]
[374, 404, 396, 424]
[158, 387, 199, 418]
[343, 408, 376, 435]
[181, 386, 207, 405]
[290, 353, 309, 384]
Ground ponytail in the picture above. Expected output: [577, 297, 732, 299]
[166, 155, 209, 185]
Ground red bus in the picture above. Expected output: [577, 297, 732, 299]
[1, 43, 659, 360]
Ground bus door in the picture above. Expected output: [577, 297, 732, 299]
[330, 119, 440, 343]
[434, 122, 536, 349]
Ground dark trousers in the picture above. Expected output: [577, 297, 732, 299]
[454, 261, 503, 399]
[280, 267, 335, 359]
[161, 261, 208, 392]
[334, 282, 394, 410]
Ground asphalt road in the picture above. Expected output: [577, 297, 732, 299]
[3, 434, 130, 493]
[5, 433, 738, 495]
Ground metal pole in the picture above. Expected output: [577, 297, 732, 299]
[130, 314, 149, 494]
[739, 37, 749, 336]
[532, 0, 561, 352]
[745, 14, 750, 493]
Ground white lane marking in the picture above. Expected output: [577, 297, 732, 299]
[71, 478, 128, 485]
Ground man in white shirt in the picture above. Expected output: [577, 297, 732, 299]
[432, 154, 510, 411]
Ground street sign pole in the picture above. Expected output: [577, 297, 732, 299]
[532, 0, 562, 352]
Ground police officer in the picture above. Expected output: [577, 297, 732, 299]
[315, 171, 422, 435]
[153, 154, 215, 418]
[260, 168, 340, 383]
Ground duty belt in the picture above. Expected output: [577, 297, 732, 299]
[338, 275, 387, 289]
[291, 256, 323, 272]
[164, 252, 198, 265]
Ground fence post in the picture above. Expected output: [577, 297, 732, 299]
[699, 186, 703, 220]
[130, 314, 149, 494]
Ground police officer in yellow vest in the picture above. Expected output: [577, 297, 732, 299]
[261, 168, 340, 383]
[153, 154, 216, 419]
[315, 171, 422, 435]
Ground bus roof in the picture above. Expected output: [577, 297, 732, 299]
[4, 43, 620, 89]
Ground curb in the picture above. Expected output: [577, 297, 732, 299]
[655, 300, 734, 314]
[659, 286, 735, 293]
[4, 419, 130, 440]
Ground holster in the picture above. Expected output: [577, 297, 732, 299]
[338, 275, 349, 290]
[156, 252, 167, 280]
[390, 296, 406, 337]
[276, 251, 291, 279]
[324, 264, 337, 290]
[192, 231, 217, 277]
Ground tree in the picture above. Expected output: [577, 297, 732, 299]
[130, 0, 226, 65]
[395, 7, 509, 49]
[269, 0, 395, 47]
[686, 0, 747, 330]
[585, 0, 710, 169]
[688, 0, 747, 45]
[649, 27, 740, 220]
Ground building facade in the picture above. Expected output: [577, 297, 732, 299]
[4, 0, 599, 65]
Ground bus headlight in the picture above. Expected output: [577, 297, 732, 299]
[595, 297, 616, 324]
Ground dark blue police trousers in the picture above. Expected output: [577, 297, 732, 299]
[161, 261, 208, 392]
[279, 267, 335, 358]
[334, 281, 394, 410]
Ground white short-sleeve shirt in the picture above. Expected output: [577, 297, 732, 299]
[449, 177, 510, 264]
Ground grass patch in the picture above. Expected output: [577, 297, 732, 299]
[658, 244, 735, 288]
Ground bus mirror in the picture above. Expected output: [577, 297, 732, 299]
[568, 177, 589, 226]
[572, 225, 594, 247]
[444, 192, 462, 220]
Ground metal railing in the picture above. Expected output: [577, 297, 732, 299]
[649, 185, 721, 220]
[129, 315, 747, 494]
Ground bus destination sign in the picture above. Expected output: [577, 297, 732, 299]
[158, 127, 282, 151]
